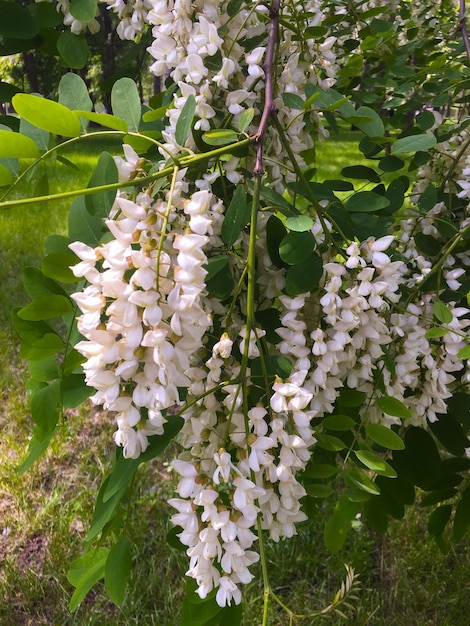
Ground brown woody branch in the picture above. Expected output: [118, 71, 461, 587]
[460, 0, 470, 63]
[253, 0, 281, 176]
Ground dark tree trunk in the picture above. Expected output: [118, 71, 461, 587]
[22, 52, 39, 93]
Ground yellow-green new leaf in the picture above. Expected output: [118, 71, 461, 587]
[73, 110, 128, 132]
[0, 130, 39, 158]
[366, 423, 405, 450]
[12, 94, 81, 137]
[0, 163, 13, 185]
[355, 450, 397, 478]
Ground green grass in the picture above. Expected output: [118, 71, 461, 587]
[1, 133, 470, 625]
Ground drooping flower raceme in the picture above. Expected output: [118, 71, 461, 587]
[66, 0, 470, 609]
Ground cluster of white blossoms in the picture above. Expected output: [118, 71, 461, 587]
[101, 0, 154, 39]
[70, 159, 226, 459]
[66, 0, 470, 609]
[35, 0, 100, 34]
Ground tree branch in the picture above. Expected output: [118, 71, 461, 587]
[253, 0, 281, 176]
[459, 0, 470, 63]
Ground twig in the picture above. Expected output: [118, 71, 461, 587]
[459, 0, 470, 63]
[253, 0, 281, 176]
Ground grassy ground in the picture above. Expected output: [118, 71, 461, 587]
[1, 132, 469, 625]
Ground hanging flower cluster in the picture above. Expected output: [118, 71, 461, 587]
[66, 0, 470, 608]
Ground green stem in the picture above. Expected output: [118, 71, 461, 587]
[271, 115, 342, 250]
[241, 175, 271, 626]
[0, 138, 252, 210]
[155, 166, 179, 293]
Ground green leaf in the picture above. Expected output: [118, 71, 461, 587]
[366, 424, 405, 450]
[376, 474, 415, 507]
[279, 231, 315, 264]
[338, 389, 366, 408]
[353, 106, 385, 137]
[31, 380, 60, 433]
[0, 129, 39, 158]
[259, 184, 293, 211]
[250, 355, 293, 382]
[344, 468, 381, 496]
[237, 107, 254, 132]
[384, 178, 405, 213]
[316, 433, 347, 452]
[428, 505, 452, 536]
[324, 497, 360, 552]
[62, 374, 93, 409]
[204, 256, 229, 281]
[282, 92, 305, 109]
[379, 155, 404, 171]
[22, 266, 66, 300]
[21, 333, 65, 361]
[0, 81, 21, 103]
[391, 134, 437, 154]
[142, 105, 169, 122]
[111, 78, 141, 133]
[425, 327, 449, 339]
[355, 450, 397, 478]
[266, 215, 287, 268]
[70, 0, 97, 22]
[227, 0, 245, 16]
[85, 151, 118, 217]
[19, 117, 49, 153]
[57, 31, 89, 69]
[68, 548, 110, 612]
[363, 496, 388, 532]
[42, 253, 77, 283]
[87, 476, 128, 542]
[458, 345, 470, 360]
[29, 357, 59, 383]
[453, 486, 470, 542]
[346, 191, 390, 213]
[421, 489, 457, 508]
[376, 396, 411, 419]
[62, 349, 85, 377]
[175, 95, 196, 145]
[59, 73, 92, 119]
[105, 538, 132, 606]
[0, 163, 13, 185]
[0, 1, 38, 39]
[180, 578, 221, 626]
[221, 186, 250, 245]
[322, 414, 356, 431]
[341, 165, 380, 182]
[433, 300, 453, 324]
[285, 215, 314, 232]
[17, 426, 57, 475]
[397, 427, 442, 489]
[68, 196, 104, 247]
[302, 464, 337, 479]
[18, 295, 73, 321]
[206, 263, 234, 299]
[417, 185, 437, 212]
[202, 129, 238, 146]
[285, 253, 323, 295]
[416, 111, 436, 131]
[415, 233, 440, 256]
[73, 110, 128, 132]
[305, 484, 335, 498]
[104, 417, 184, 502]
[429, 412, 469, 457]
[12, 94, 81, 137]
